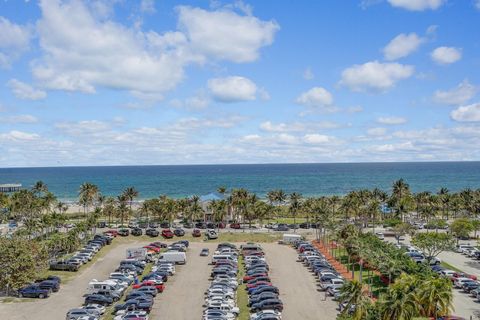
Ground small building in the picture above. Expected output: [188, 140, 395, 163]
[0, 184, 22, 193]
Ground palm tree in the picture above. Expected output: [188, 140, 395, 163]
[339, 280, 373, 320]
[32, 181, 48, 195]
[188, 195, 203, 224]
[417, 277, 453, 318]
[78, 183, 99, 217]
[438, 187, 450, 220]
[122, 187, 139, 221]
[289, 192, 302, 232]
[116, 194, 129, 226]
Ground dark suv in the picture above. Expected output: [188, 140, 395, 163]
[18, 285, 50, 298]
[146, 228, 159, 237]
[49, 260, 79, 272]
[131, 228, 143, 236]
[118, 228, 130, 236]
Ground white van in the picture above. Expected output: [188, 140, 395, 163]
[159, 252, 187, 265]
[87, 280, 123, 295]
[283, 234, 302, 244]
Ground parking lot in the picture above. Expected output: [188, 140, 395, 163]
[0, 238, 341, 320]
[150, 242, 217, 320]
[263, 243, 338, 319]
[0, 240, 149, 320]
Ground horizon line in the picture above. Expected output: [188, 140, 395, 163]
[1, 160, 480, 170]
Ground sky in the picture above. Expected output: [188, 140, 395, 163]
[0, 0, 480, 167]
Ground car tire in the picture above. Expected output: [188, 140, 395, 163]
[18, 293, 23, 298]
[38, 293, 45, 299]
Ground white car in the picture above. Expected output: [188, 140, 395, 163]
[204, 302, 240, 315]
[454, 277, 473, 289]
[82, 304, 105, 315]
[250, 309, 282, 320]
[113, 310, 148, 320]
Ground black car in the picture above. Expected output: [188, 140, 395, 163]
[249, 286, 279, 296]
[173, 228, 185, 236]
[149, 223, 158, 228]
[114, 299, 153, 312]
[84, 294, 113, 306]
[249, 292, 279, 306]
[97, 221, 107, 228]
[183, 222, 194, 228]
[35, 275, 61, 284]
[94, 234, 112, 244]
[37, 280, 60, 292]
[18, 285, 50, 298]
[195, 222, 206, 229]
[118, 228, 130, 236]
[299, 222, 310, 229]
[160, 221, 170, 228]
[49, 260, 79, 272]
[131, 228, 143, 236]
[251, 298, 284, 312]
[145, 228, 159, 237]
[126, 291, 154, 301]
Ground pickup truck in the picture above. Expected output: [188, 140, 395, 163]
[49, 260, 79, 272]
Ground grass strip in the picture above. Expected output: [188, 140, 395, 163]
[237, 254, 250, 320]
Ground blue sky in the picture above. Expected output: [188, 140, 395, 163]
[0, 0, 479, 167]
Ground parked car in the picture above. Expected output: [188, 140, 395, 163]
[161, 229, 174, 239]
[200, 248, 210, 256]
[192, 229, 201, 237]
[118, 229, 130, 236]
[66, 308, 94, 320]
[145, 228, 159, 237]
[38, 280, 60, 292]
[205, 229, 218, 240]
[173, 228, 185, 236]
[230, 223, 241, 229]
[84, 293, 113, 306]
[131, 228, 143, 236]
[18, 285, 50, 299]
[50, 260, 79, 272]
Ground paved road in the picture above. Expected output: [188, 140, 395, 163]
[262, 243, 338, 320]
[150, 242, 217, 320]
[0, 240, 149, 320]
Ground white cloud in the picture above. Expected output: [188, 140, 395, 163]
[367, 127, 387, 136]
[383, 33, 424, 60]
[377, 116, 407, 125]
[303, 134, 331, 144]
[340, 61, 414, 92]
[140, 0, 156, 14]
[387, 0, 446, 11]
[0, 130, 40, 142]
[208, 76, 259, 102]
[476, 0, 480, 10]
[32, 1, 278, 98]
[0, 114, 38, 124]
[177, 6, 279, 63]
[431, 47, 462, 65]
[303, 67, 314, 80]
[7, 79, 47, 100]
[0, 17, 32, 68]
[260, 120, 342, 132]
[295, 87, 335, 111]
[450, 103, 480, 122]
[433, 80, 477, 105]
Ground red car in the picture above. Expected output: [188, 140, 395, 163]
[243, 273, 268, 281]
[143, 245, 161, 253]
[217, 222, 226, 229]
[161, 229, 174, 239]
[150, 242, 168, 248]
[132, 280, 165, 292]
[246, 281, 272, 289]
[230, 223, 241, 229]
[105, 230, 118, 237]
[192, 229, 201, 237]
[452, 272, 477, 281]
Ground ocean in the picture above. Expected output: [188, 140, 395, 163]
[0, 162, 479, 201]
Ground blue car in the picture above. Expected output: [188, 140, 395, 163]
[18, 285, 50, 298]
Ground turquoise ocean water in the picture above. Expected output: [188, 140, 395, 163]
[0, 162, 479, 201]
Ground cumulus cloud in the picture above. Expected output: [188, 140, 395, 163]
[208, 76, 260, 102]
[7, 79, 47, 100]
[367, 127, 387, 136]
[0, 130, 40, 142]
[177, 6, 279, 63]
[387, 0, 446, 11]
[303, 134, 332, 144]
[377, 116, 407, 125]
[260, 120, 342, 132]
[140, 0, 156, 14]
[450, 103, 480, 122]
[433, 80, 477, 106]
[295, 87, 335, 112]
[431, 47, 462, 65]
[0, 17, 32, 68]
[383, 33, 424, 61]
[0, 114, 38, 124]
[340, 61, 414, 92]
[32, 1, 278, 98]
